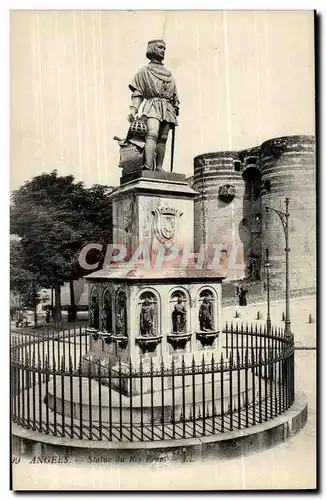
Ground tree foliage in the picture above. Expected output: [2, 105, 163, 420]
[10, 240, 48, 324]
[10, 170, 114, 323]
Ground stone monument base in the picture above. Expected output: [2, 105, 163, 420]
[44, 372, 261, 426]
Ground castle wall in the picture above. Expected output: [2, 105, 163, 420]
[193, 135, 316, 295]
[193, 152, 246, 281]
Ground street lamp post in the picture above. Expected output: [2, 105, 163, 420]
[265, 198, 291, 334]
[264, 259, 271, 334]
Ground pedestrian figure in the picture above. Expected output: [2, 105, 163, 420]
[237, 284, 248, 306]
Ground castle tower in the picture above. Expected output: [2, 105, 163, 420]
[193, 151, 246, 281]
[260, 135, 316, 293]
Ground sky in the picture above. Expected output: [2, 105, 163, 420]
[10, 10, 315, 191]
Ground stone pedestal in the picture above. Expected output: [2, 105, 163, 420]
[85, 170, 227, 393]
[111, 171, 197, 254]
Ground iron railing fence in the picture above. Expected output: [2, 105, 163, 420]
[11, 323, 295, 442]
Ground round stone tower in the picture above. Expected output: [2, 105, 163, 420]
[260, 135, 316, 294]
[193, 151, 246, 281]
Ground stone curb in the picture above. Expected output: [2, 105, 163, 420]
[12, 392, 308, 460]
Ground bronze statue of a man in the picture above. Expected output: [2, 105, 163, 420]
[128, 39, 179, 171]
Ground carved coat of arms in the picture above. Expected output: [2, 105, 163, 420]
[151, 206, 183, 243]
[218, 184, 236, 203]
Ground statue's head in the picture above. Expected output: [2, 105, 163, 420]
[146, 39, 166, 62]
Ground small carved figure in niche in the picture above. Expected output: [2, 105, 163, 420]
[116, 311, 125, 336]
[237, 284, 248, 306]
[140, 297, 155, 336]
[172, 297, 187, 333]
[198, 297, 213, 331]
[102, 297, 112, 333]
[89, 296, 99, 330]
[116, 293, 127, 336]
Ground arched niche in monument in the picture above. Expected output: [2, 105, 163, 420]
[138, 290, 159, 337]
[197, 288, 216, 332]
[102, 287, 113, 334]
[169, 289, 189, 333]
[167, 288, 192, 351]
[115, 289, 127, 337]
[89, 285, 100, 331]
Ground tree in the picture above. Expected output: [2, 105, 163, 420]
[10, 170, 114, 325]
[10, 240, 46, 326]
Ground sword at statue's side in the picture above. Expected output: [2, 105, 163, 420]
[170, 125, 176, 173]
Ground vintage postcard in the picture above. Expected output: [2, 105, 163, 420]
[10, 10, 316, 490]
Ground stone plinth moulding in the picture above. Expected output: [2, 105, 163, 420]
[111, 335, 128, 349]
[135, 336, 163, 355]
[86, 327, 99, 341]
[167, 333, 192, 351]
[101, 333, 112, 344]
[196, 331, 219, 348]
